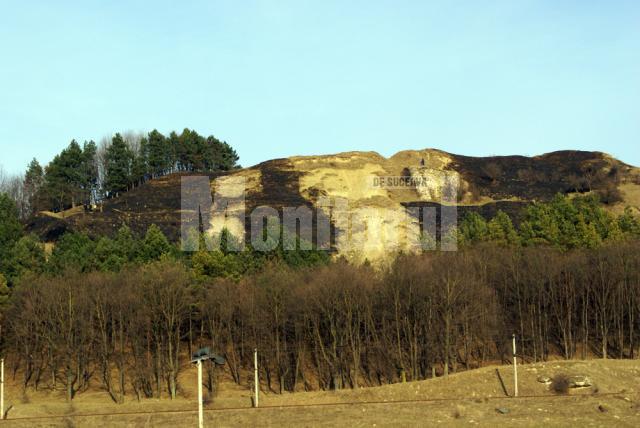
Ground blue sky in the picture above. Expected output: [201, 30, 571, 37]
[1, 0, 639, 174]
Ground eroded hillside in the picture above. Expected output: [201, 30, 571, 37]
[28, 149, 640, 262]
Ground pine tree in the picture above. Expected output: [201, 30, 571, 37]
[458, 212, 488, 244]
[114, 225, 137, 262]
[130, 151, 147, 188]
[43, 140, 86, 209]
[618, 207, 640, 237]
[146, 129, 170, 176]
[81, 141, 98, 205]
[104, 133, 133, 196]
[0, 193, 23, 278]
[47, 232, 96, 273]
[94, 236, 124, 271]
[140, 224, 172, 262]
[576, 214, 601, 249]
[24, 158, 44, 215]
[487, 210, 519, 245]
[8, 235, 46, 280]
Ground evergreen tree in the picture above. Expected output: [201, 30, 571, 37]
[522, 201, 561, 246]
[130, 150, 147, 188]
[458, 212, 488, 244]
[217, 140, 240, 170]
[114, 225, 138, 262]
[81, 140, 98, 205]
[24, 158, 44, 215]
[43, 140, 86, 210]
[618, 207, 640, 237]
[104, 133, 133, 196]
[140, 224, 172, 262]
[487, 210, 519, 245]
[8, 235, 46, 280]
[146, 130, 170, 176]
[94, 236, 125, 271]
[0, 193, 23, 278]
[48, 232, 96, 273]
[575, 214, 601, 249]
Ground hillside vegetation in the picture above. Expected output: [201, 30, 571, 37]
[1, 146, 640, 427]
[23, 148, 640, 263]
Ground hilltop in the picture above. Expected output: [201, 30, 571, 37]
[27, 149, 640, 261]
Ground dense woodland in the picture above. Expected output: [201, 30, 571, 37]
[1, 181, 640, 401]
[2, 244, 640, 402]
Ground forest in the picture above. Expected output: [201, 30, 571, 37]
[2, 243, 640, 402]
[0, 128, 239, 217]
[0, 184, 640, 401]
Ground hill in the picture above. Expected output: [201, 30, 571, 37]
[2, 359, 638, 426]
[27, 149, 640, 262]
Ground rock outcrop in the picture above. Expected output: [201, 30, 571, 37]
[27, 149, 640, 263]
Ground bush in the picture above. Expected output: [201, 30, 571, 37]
[596, 183, 623, 205]
[551, 374, 570, 395]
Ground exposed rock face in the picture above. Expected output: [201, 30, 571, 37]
[28, 148, 640, 263]
[410, 167, 460, 202]
[218, 148, 638, 263]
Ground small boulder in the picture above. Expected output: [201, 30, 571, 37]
[568, 375, 592, 388]
[537, 375, 552, 384]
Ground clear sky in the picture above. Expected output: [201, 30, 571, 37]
[1, 0, 639, 174]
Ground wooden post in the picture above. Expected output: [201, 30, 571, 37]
[197, 359, 203, 428]
[1, 358, 4, 420]
[512, 334, 518, 397]
[254, 349, 259, 408]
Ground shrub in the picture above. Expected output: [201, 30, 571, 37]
[596, 183, 623, 205]
[551, 374, 570, 395]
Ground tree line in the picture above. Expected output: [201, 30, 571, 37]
[458, 194, 640, 249]
[1, 186, 640, 401]
[3, 128, 239, 217]
[3, 242, 640, 402]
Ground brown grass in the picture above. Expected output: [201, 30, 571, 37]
[1, 359, 639, 427]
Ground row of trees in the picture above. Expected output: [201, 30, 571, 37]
[458, 194, 640, 249]
[0, 187, 329, 286]
[0, 194, 176, 285]
[3, 242, 640, 402]
[5, 128, 240, 216]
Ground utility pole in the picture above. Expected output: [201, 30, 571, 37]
[197, 359, 203, 428]
[191, 347, 225, 428]
[254, 348, 259, 408]
[512, 334, 518, 397]
[1, 358, 4, 420]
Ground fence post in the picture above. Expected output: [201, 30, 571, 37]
[197, 359, 203, 428]
[254, 349, 259, 408]
[1, 358, 4, 420]
[512, 334, 518, 397]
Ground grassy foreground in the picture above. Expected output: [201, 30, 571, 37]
[1, 359, 638, 427]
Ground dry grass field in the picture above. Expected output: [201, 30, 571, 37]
[1, 359, 638, 427]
